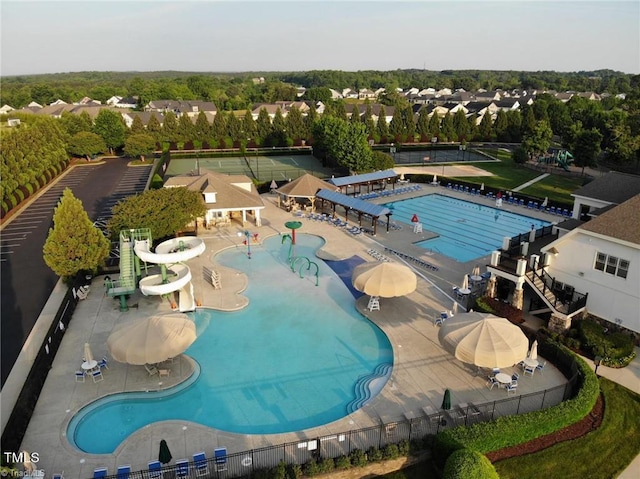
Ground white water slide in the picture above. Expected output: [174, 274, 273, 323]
[134, 237, 206, 312]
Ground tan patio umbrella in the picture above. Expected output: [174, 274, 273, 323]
[529, 340, 538, 360]
[438, 312, 529, 368]
[83, 343, 94, 363]
[352, 262, 417, 298]
[107, 312, 196, 365]
[471, 265, 481, 277]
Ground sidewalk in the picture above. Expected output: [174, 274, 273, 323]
[512, 173, 549, 192]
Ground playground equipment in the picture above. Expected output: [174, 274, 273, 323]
[537, 149, 574, 172]
[281, 221, 319, 286]
[106, 228, 206, 312]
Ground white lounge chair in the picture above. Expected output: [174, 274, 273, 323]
[145, 364, 159, 376]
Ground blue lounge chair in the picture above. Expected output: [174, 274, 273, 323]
[175, 459, 189, 479]
[98, 356, 109, 369]
[75, 370, 85, 382]
[117, 465, 130, 479]
[148, 461, 163, 479]
[193, 452, 209, 476]
[93, 468, 107, 479]
[214, 447, 228, 472]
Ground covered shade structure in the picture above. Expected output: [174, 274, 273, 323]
[274, 174, 338, 212]
[352, 262, 417, 298]
[438, 312, 528, 369]
[107, 312, 196, 365]
[316, 189, 392, 235]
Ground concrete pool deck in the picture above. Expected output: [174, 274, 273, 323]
[20, 186, 570, 477]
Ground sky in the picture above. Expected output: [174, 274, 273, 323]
[1, 1, 639, 76]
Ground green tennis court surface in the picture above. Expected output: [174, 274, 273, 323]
[393, 149, 489, 164]
[165, 155, 336, 181]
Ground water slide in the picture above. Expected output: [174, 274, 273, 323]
[134, 237, 206, 312]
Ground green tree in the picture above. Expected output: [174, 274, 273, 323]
[478, 112, 493, 141]
[506, 110, 522, 142]
[256, 108, 272, 141]
[522, 120, 553, 157]
[452, 109, 469, 141]
[194, 111, 211, 142]
[403, 106, 416, 142]
[212, 110, 227, 139]
[389, 106, 405, 141]
[124, 133, 156, 160]
[363, 103, 376, 138]
[428, 112, 441, 140]
[93, 109, 126, 154]
[371, 150, 395, 171]
[573, 128, 603, 168]
[512, 146, 529, 164]
[161, 111, 179, 143]
[376, 106, 389, 141]
[304, 103, 318, 139]
[441, 112, 456, 142]
[68, 132, 107, 159]
[60, 111, 93, 136]
[285, 106, 305, 141]
[312, 116, 372, 172]
[226, 112, 243, 143]
[107, 187, 206, 241]
[130, 115, 146, 135]
[416, 107, 430, 141]
[350, 104, 361, 125]
[178, 114, 195, 142]
[243, 110, 257, 140]
[146, 114, 162, 143]
[521, 105, 537, 137]
[43, 188, 110, 280]
[272, 107, 286, 136]
[303, 86, 332, 103]
[493, 109, 509, 141]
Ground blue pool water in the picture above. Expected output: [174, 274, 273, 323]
[386, 194, 551, 262]
[68, 234, 393, 454]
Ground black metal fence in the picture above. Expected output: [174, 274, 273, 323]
[1, 276, 88, 452]
[93, 365, 577, 479]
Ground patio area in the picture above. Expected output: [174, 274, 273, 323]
[19, 189, 568, 477]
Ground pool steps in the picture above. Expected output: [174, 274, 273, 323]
[346, 362, 393, 414]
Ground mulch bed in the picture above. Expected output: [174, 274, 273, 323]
[486, 392, 604, 462]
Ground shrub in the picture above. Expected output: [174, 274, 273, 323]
[285, 463, 302, 479]
[39, 174, 47, 186]
[443, 449, 499, 479]
[578, 318, 635, 366]
[367, 446, 383, 462]
[302, 459, 320, 477]
[7, 193, 18, 209]
[15, 189, 24, 203]
[349, 448, 367, 467]
[25, 184, 34, 196]
[318, 457, 334, 473]
[150, 174, 164, 190]
[271, 461, 286, 479]
[382, 443, 400, 460]
[398, 439, 411, 456]
[334, 455, 351, 470]
[474, 296, 496, 314]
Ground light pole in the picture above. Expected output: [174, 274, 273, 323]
[594, 355, 602, 375]
[237, 230, 254, 259]
[390, 143, 396, 164]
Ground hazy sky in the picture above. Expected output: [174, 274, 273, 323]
[1, 1, 639, 76]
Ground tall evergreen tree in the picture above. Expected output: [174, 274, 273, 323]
[178, 114, 195, 142]
[43, 188, 111, 280]
[403, 106, 416, 142]
[286, 106, 305, 141]
[452, 109, 469, 141]
[161, 111, 179, 143]
[493, 109, 509, 141]
[272, 107, 286, 135]
[363, 103, 376, 138]
[147, 114, 162, 142]
[376, 106, 389, 141]
[478, 112, 494, 140]
[226, 113, 242, 143]
[194, 111, 211, 142]
[304, 103, 318, 139]
[416, 108, 430, 140]
[333, 100, 348, 121]
[428, 112, 441, 139]
[350, 104, 361, 125]
[243, 110, 257, 140]
[130, 115, 146, 135]
[506, 110, 523, 142]
[389, 106, 405, 141]
[441, 112, 456, 142]
[467, 114, 479, 141]
[521, 106, 537, 137]
[212, 110, 227, 139]
[256, 107, 272, 141]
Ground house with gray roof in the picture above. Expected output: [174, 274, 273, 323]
[570, 171, 640, 220]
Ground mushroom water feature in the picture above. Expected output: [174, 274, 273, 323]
[283, 221, 303, 262]
[282, 221, 320, 286]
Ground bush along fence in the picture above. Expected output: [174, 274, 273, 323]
[1, 273, 89, 453]
[87, 348, 579, 479]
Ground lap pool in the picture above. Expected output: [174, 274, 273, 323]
[386, 194, 551, 262]
[68, 234, 393, 454]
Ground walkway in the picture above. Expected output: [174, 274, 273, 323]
[512, 173, 550, 192]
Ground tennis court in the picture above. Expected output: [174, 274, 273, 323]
[392, 148, 491, 165]
[165, 155, 336, 182]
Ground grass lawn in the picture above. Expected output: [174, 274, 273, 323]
[448, 149, 584, 205]
[494, 377, 640, 479]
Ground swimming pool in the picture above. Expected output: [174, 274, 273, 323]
[68, 234, 393, 454]
[386, 194, 551, 262]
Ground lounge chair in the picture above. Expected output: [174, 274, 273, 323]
[536, 361, 547, 373]
[486, 376, 498, 390]
[214, 447, 228, 472]
[75, 370, 85, 382]
[98, 356, 109, 369]
[116, 465, 131, 479]
[93, 468, 107, 479]
[145, 364, 159, 376]
[148, 461, 163, 479]
[53, 473, 64, 479]
[506, 383, 518, 395]
[193, 451, 209, 476]
[175, 459, 189, 479]
[523, 365, 535, 377]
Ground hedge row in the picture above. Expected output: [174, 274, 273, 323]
[433, 339, 599, 469]
[1, 160, 68, 219]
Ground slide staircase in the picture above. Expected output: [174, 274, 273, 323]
[105, 230, 141, 311]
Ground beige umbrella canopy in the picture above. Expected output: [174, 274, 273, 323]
[107, 312, 196, 365]
[352, 262, 417, 298]
[438, 312, 529, 368]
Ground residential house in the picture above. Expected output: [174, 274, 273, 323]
[358, 88, 377, 100]
[121, 111, 164, 129]
[114, 97, 138, 109]
[163, 170, 265, 227]
[0, 105, 16, 114]
[328, 89, 343, 99]
[441, 102, 468, 115]
[146, 100, 217, 118]
[555, 92, 574, 103]
[569, 171, 640, 220]
[474, 91, 502, 102]
[435, 88, 452, 97]
[494, 99, 520, 112]
[342, 88, 359, 99]
[106, 96, 123, 106]
[577, 92, 601, 101]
